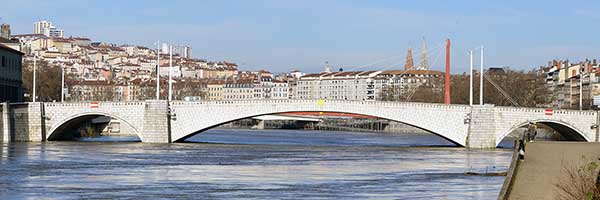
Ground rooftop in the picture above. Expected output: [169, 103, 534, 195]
[0, 43, 24, 55]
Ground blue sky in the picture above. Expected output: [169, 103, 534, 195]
[3, 0, 600, 73]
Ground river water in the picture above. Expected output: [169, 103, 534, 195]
[0, 129, 512, 199]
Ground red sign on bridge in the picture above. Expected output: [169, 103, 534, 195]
[89, 102, 99, 108]
[544, 109, 553, 116]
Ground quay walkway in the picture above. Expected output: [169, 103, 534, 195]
[499, 142, 600, 199]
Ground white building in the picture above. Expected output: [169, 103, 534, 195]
[47, 28, 64, 38]
[172, 45, 192, 58]
[33, 21, 52, 34]
[253, 76, 289, 99]
[295, 71, 384, 101]
[161, 43, 192, 58]
[223, 79, 255, 100]
[33, 20, 64, 38]
[159, 65, 182, 78]
[380, 70, 443, 88]
[271, 80, 289, 99]
[289, 70, 305, 79]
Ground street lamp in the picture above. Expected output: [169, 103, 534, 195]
[469, 50, 473, 106]
[580, 70, 589, 111]
[61, 64, 65, 102]
[168, 44, 173, 101]
[480, 45, 484, 105]
[155, 40, 160, 100]
[32, 52, 37, 102]
[593, 105, 600, 142]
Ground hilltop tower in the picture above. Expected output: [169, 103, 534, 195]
[324, 61, 332, 73]
[404, 47, 414, 70]
[0, 24, 10, 39]
[418, 37, 429, 70]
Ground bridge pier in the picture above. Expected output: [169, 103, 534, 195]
[467, 105, 498, 148]
[0, 102, 46, 142]
[140, 100, 171, 143]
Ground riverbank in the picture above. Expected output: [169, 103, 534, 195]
[502, 142, 600, 199]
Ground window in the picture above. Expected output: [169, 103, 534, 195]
[1, 56, 5, 67]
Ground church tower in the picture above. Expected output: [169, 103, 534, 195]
[404, 47, 414, 70]
[418, 37, 429, 70]
[0, 24, 11, 39]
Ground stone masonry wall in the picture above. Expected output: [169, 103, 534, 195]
[171, 100, 472, 146]
[494, 107, 597, 144]
[468, 105, 498, 148]
[10, 102, 44, 142]
[141, 100, 171, 143]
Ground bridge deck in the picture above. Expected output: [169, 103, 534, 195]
[506, 142, 600, 200]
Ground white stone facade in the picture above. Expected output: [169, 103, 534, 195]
[295, 71, 384, 101]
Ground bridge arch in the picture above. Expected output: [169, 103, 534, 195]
[47, 112, 143, 141]
[174, 111, 462, 146]
[495, 119, 589, 147]
[170, 100, 471, 146]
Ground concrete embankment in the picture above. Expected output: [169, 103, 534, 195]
[499, 142, 600, 200]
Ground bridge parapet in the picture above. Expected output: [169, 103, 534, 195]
[171, 100, 472, 110]
[495, 106, 596, 116]
[44, 101, 146, 107]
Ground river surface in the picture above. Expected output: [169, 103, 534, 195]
[0, 129, 513, 199]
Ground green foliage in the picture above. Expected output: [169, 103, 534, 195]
[380, 69, 552, 107]
[22, 60, 62, 102]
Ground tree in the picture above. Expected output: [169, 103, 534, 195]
[380, 68, 552, 107]
[22, 60, 62, 102]
[174, 78, 207, 100]
[379, 76, 444, 103]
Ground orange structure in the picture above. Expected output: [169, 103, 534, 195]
[444, 38, 451, 105]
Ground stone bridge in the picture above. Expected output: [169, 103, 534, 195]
[0, 100, 597, 148]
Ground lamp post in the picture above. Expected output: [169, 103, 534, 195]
[156, 40, 160, 100]
[32, 52, 37, 102]
[61, 64, 65, 102]
[168, 44, 173, 101]
[479, 45, 484, 105]
[580, 72, 589, 111]
[469, 50, 473, 106]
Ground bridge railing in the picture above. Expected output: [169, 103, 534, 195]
[170, 99, 472, 110]
[42, 101, 145, 107]
[14, 100, 598, 115]
[495, 106, 596, 116]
